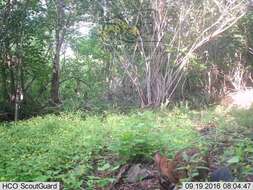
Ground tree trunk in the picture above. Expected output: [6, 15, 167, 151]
[51, 35, 61, 104]
[50, 0, 65, 105]
[0, 60, 8, 102]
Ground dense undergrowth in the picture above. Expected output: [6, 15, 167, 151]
[0, 107, 253, 189]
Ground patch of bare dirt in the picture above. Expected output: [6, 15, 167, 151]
[94, 163, 160, 190]
[112, 177, 160, 190]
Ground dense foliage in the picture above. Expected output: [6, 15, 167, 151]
[1, 107, 253, 189]
[0, 110, 202, 189]
[0, 0, 252, 120]
[1, 1, 253, 189]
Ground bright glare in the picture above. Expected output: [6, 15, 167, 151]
[65, 22, 93, 58]
[229, 89, 253, 109]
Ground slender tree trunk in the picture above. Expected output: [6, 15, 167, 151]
[51, 33, 61, 104]
[146, 61, 152, 105]
[51, 0, 65, 105]
[0, 61, 9, 113]
[1, 60, 8, 101]
[20, 64, 25, 101]
[10, 63, 15, 99]
[14, 99, 18, 122]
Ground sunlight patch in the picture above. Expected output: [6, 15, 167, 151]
[221, 88, 253, 109]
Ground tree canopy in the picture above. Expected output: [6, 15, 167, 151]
[0, 0, 252, 119]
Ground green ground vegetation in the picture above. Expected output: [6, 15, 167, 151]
[1, 107, 253, 189]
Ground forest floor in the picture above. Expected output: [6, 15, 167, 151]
[0, 106, 253, 190]
[92, 107, 253, 190]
